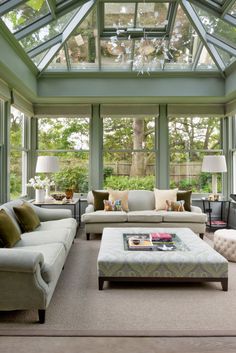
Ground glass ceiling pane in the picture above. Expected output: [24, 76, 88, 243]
[47, 48, 67, 70]
[19, 9, 76, 51]
[101, 39, 132, 70]
[46, 8, 98, 71]
[136, 2, 169, 28]
[216, 47, 235, 66]
[31, 49, 49, 66]
[67, 34, 98, 70]
[229, 3, 236, 17]
[2, 0, 49, 33]
[193, 5, 236, 43]
[165, 5, 199, 71]
[104, 3, 135, 28]
[197, 46, 217, 70]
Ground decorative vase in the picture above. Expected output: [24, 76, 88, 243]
[65, 188, 74, 200]
[35, 189, 45, 203]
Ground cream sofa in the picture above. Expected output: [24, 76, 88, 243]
[0, 200, 77, 323]
[82, 190, 207, 240]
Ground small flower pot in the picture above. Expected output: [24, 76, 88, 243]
[65, 189, 74, 200]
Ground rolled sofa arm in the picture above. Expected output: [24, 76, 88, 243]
[0, 249, 50, 311]
[31, 204, 72, 221]
[85, 204, 95, 213]
[0, 249, 44, 272]
[191, 205, 202, 213]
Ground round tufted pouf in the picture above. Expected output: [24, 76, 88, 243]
[214, 229, 236, 262]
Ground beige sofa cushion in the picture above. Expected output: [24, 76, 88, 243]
[127, 211, 162, 223]
[82, 211, 128, 223]
[161, 211, 207, 223]
[128, 190, 155, 211]
[154, 188, 178, 210]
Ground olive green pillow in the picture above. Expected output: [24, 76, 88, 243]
[13, 202, 40, 232]
[0, 209, 21, 248]
[92, 190, 109, 211]
[177, 190, 192, 212]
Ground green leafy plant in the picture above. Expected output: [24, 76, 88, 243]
[54, 167, 88, 193]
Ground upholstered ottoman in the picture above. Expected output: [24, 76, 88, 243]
[97, 227, 228, 291]
[214, 229, 236, 262]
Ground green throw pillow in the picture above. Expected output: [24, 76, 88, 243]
[0, 209, 21, 248]
[177, 191, 192, 212]
[92, 190, 109, 211]
[13, 202, 40, 232]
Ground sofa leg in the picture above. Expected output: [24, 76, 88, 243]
[86, 233, 90, 241]
[199, 233, 204, 240]
[38, 309, 46, 324]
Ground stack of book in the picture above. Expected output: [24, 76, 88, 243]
[128, 235, 153, 250]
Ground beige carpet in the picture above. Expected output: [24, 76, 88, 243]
[0, 229, 236, 337]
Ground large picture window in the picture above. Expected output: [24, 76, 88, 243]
[103, 116, 157, 190]
[37, 117, 90, 193]
[10, 106, 28, 199]
[169, 116, 222, 193]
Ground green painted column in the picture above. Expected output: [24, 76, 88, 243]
[222, 116, 232, 199]
[1, 101, 10, 202]
[158, 104, 169, 189]
[27, 117, 37, 199]
[89, 104, 103, 190]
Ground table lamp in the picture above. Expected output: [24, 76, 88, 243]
[201, 155, 227, 195]
[36, 156, 59, 200]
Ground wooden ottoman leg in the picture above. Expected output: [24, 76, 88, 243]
[38, 309, 46, 324]
[86, 233, 90, 241]
[221, 278, 228, 291]
[98, 277, 104, 290]
[199, 233, 204, 240]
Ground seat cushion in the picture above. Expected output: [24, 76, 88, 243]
[14, 228, 74, 253]
[82, 211, 128, 223]
[37, 218, 77, 232]
[161, 211, 207, 223]
[14, 243, 66, 283]
[127, 211, 162, 223]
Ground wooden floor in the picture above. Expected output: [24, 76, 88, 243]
[0, 337, 236, 353]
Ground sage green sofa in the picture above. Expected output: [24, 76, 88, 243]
[0, 200, 77, 323]
[82, 190, 207, 240]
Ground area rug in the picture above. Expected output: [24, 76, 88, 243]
[0, 230, 236, 337]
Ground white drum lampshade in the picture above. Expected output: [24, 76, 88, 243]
[202, 155, 227, 195]
[36, 156, 59, 173]
[36, 156, 59, 200]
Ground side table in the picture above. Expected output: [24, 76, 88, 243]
[202, 199, 231, 230]
[33, 198, 80, 221]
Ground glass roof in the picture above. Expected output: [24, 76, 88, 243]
[0, 0, 235, 75]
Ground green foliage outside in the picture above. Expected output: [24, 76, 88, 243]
[104, 175, 155, 191]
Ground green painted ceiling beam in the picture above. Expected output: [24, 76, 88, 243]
[27, 34, 62, 58]
[206, 34, 236, 57]
[0, 0, 27, 16]
[0, 30, 37, 100]
[37, 76, 225, 100]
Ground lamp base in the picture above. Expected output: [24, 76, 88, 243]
[44, 186, 53, 202]
[212, 174, 218, 195]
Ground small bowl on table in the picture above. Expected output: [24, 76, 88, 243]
[51, 193, 66, 201]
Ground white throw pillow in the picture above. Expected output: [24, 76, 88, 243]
[154, 188, 178, 211]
